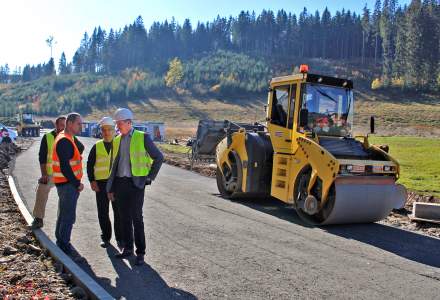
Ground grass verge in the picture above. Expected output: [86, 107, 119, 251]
[370, 136, 440, 197]
[157, 143, 191, 154]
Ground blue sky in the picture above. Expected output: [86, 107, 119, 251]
[0, 0, 411, 70]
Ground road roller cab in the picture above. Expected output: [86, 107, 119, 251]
[215, 66, 407, 225]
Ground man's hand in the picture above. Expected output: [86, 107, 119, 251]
[38, 175, 49, 184]
[78, 183, 84, 192]
[90, 181, 100, 192]
[145, 178, 152, 186]
[108, 192, 115, 202]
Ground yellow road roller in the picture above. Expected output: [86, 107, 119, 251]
[215, 66, 406, 225]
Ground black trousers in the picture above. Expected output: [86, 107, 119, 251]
[96, 180, 122, 243]
[114, 177, 146, 255]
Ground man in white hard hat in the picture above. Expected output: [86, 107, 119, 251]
[87, 117, 123, 248]
[106, 108, 163, 266]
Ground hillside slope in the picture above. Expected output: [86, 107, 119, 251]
[0, 53, 439, 136]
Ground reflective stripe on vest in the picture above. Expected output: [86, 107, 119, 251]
[94, 139, 119, 180]
[45, 132, 55, 175]
[52, 131, 83, 184]
[113, 130, 152, 177]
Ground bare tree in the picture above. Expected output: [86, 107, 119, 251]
[46, 35, 57, 58]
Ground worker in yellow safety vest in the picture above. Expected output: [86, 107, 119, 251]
[106, 108, 164, 266]
[31, 116, 66, 229]
[87, 117, 123, 248]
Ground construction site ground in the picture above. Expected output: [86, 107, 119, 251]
[0, 139, 77, 300]
[5, 136, 440, 299]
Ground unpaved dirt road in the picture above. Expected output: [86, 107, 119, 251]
[13, 137, 440, 299]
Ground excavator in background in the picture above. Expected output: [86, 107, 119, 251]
[16, 112, 40, 137]
[215, 65, 407, 225]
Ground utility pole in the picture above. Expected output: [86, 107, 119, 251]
[45, 35, 56, 58]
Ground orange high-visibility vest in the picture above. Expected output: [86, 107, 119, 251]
[52, 131, 83, 184]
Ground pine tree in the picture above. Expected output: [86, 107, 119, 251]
[298, 7, 308, 57]
[0, 64, 9, 83]
[393, 7, 407, 82]
[321, 8, 331, 59]
[58, 52, 69, 74]
[380, 0, 393, 85]
[72, 50, 83, 73]
[361, 5, 371, 64]
[405, 0, 424, 88]
[178, 19, 193, 58]
[22, 65, 32, 81]
[372, 0, 382, 64]
[45, 58, 55, 76]
[420, 0, 440, 89]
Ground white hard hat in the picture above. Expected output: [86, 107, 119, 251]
[114, 108, 133, 121]
[99, 116, 114, 127]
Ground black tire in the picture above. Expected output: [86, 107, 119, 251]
[293, 167, 311, 207]
[216, 151, 243, 199]
[293, 166, 335, 225]
[216, 166, 231, 198]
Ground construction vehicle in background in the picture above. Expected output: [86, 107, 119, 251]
[187, 120, 228, 169]
[16, 113, 40, 137]
[215, 65, 407, 225]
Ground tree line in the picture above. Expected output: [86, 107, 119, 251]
[1, 0, 439, 92]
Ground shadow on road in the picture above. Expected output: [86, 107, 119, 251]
[324, 223, 440, 268]
[219, 194, 440, 268]
[211, 193, 312, 227]
[70, 245, 196, 299]
[94, 245, 197, 300]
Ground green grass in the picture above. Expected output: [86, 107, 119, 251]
[369, 136, 440, 197]
[157, 143, 191, 154]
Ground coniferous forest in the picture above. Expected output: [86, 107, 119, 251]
[0, 0, 439, 116]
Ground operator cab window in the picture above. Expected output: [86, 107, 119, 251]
[298, 83, 354, 136]
[271, 85, 290, 127]
[288, 84, 297, 129]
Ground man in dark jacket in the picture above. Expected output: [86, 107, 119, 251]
[52, 113, 84, 254]
[107, 108, 163, 266]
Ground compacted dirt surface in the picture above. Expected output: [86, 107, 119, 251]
[0, 139, 77, 300]
[380, 192, 440, 238]
[164, 152, 216, 178]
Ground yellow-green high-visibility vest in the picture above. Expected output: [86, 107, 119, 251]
[94, 139, 119, 180]
[113, 130, 152, 177]
[45, 132, 55, 175]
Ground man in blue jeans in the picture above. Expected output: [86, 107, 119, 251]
[52, 113, 84, 254]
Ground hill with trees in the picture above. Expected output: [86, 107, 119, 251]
[0, 0, 438, 132]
